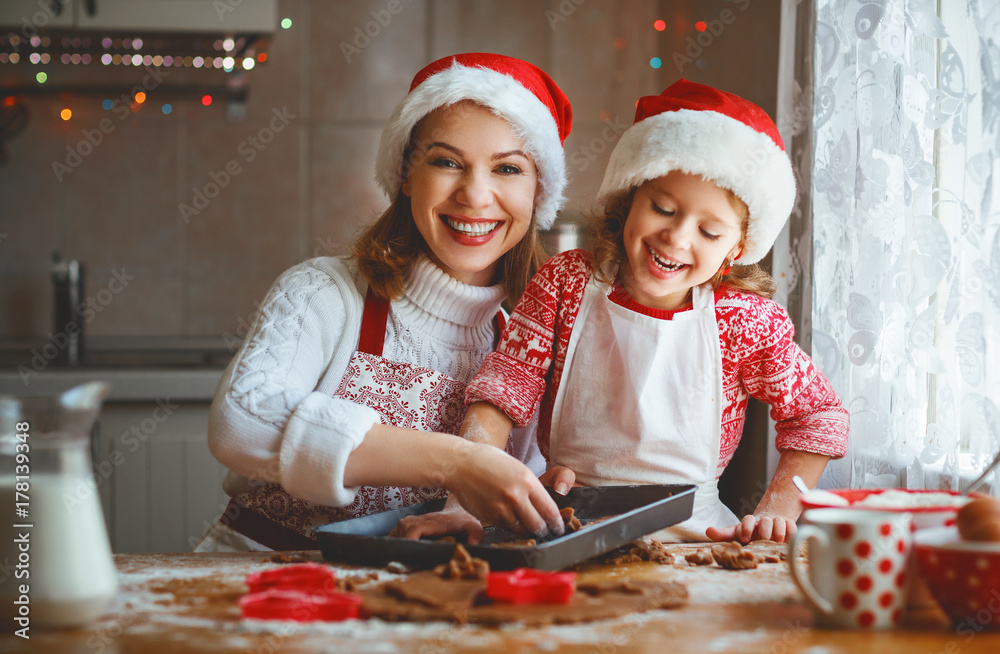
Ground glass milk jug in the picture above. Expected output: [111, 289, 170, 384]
[0, 381, 118, 629]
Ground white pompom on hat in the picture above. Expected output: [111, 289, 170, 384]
[596, 80, 795, 264]
[375, 52, 573, 231]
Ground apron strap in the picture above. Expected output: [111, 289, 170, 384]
[358, 288, 390, 356]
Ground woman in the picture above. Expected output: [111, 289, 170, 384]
[196, 53, 573, 551]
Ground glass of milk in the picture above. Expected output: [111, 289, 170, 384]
[0, 381, 118, 629]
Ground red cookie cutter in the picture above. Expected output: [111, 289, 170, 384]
[239, 589, 362, 622]
[245, 563, 337, 594]
[242, 563, 360, 622]
[486, 568, 577, 605]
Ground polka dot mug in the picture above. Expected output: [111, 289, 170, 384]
[789, 508, 913, 630]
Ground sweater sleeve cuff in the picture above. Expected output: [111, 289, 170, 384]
[774, 409, 850, 459]
[278, 392, 381, 506]
[465, 352, 546, 427]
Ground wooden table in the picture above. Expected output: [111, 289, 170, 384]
[6, 546, 999, 653]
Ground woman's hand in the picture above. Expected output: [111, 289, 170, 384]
[706, 514, 798, 543]
[344, 418, 565, 538]
[442, 441, 566, 538]
[389, 495, 485, 544]
[538, 465, 583, 495]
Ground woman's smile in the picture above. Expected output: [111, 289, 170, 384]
[441, 215, 504, 241]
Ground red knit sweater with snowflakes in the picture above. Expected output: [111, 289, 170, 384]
[465, 249, 849, 477]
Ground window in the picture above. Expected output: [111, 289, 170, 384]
[775, 0, 1000, 494]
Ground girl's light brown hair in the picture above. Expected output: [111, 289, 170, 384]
[590, 184, 776, 299]
[350, 114, 548, 305]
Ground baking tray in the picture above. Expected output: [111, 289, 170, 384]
[316, 484, 695, 571]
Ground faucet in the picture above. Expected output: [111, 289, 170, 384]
[51, 251, 85, 366]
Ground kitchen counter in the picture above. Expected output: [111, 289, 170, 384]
[0, 336, 234, 401]
[8, 547, 998, 653]
[0, 368, 226, 402]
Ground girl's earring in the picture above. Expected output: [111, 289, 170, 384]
[721, 249, 742, 276]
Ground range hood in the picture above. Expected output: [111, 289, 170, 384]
[0, 0, 278, 105]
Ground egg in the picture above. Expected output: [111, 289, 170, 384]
[956, 497, 1000, 542]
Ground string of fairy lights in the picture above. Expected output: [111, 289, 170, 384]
[0, 17, 293, 120]
[1, 11, 721, 122]
[648, 16, 714, 71]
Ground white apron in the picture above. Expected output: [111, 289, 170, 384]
[548, 277, 738, 541]
[225, 289, 506, 549]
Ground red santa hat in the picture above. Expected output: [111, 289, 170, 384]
[375, 52, 573, 231]
[597, 80, 795, 265]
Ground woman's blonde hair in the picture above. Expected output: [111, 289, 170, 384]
[590, 183, 776, 299]
[351, 125, 548, 305]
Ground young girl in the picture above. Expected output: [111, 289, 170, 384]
[196, 53, 573, 551]
[455, 80, 850, 543]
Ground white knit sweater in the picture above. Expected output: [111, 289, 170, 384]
[208, 255, 542, 508]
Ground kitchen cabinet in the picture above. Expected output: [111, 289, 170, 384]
[95, 399, 230, 554]
[0, 0, 277, 32]
[0, 1, 74, 29]
[0, 339, 235, 553]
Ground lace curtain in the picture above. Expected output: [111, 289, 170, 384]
[776, 0, 1000, 494]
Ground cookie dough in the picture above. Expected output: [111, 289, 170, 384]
[711, 542, 758, 570]
[359, 541, 688, 624]
[432, 544, 489, 580]
[358, 572, 688, 625]
[560, 507, 583, 532]
[492, 539, 538, 548]
[601, 539, 674, 565]
[685, 550, 714, 566]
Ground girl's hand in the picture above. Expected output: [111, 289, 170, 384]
[389, 495, 485, 544]
[706, 450, 830, 543]
[538, 465, 583, 496]
[706, 514, 798, 544]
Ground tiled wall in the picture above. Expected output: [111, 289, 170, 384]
[0, 0, 779, 339]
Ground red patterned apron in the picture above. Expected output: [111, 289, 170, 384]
[224, 289, 505, 550]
